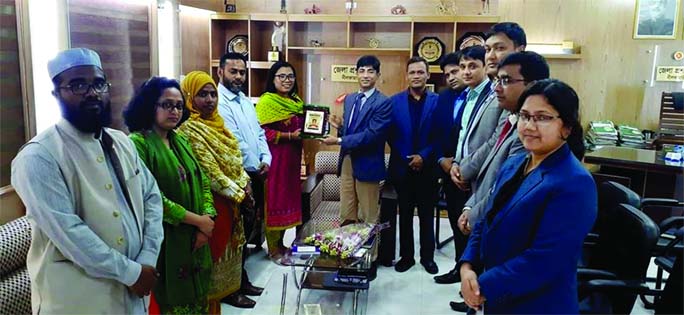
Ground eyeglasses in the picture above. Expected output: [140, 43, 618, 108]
[157, 101, 184, 112]
[275, 73, 296, 81]
[196, 90, 218, 98]
[518, 112, 560, 125]
[59, 81, 111, 95]
[495, 77, 526, 88]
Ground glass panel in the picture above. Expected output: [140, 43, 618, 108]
[68, 0, 151, 131]
[0, 0, 26, 187]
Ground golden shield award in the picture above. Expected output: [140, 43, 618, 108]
[226, 35, 248, 56]
[416, 37, 445, 65]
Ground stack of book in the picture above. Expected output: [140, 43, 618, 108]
[617, 125, 647, 149]
[586, 120, 619, 146]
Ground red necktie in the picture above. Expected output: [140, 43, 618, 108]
[495, 119, 513, 150]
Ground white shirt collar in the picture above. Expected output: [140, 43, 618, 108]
[358, 87, 376, 99]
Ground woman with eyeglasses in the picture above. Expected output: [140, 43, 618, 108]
[458, 79, 597, 313]
[254, 61, 304, 263]
[177, 71, 256, 310]
[123, 77, 215, 314]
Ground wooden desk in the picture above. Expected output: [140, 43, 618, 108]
[585, 146, 683, 200]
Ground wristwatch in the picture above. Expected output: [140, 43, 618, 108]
[462, 206, 472, 212]
[337, 137, 342, 145]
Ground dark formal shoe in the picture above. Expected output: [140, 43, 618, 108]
[368, 261, 378, 281]
[449, 301, 470, 312]
[241, 283, 264, 296]
[420, 259, 439, 274]
[222, 293, 256, 308]
[434, 267, 461, 284]
[394, 257, 415, 272]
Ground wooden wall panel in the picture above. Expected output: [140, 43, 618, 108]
[0, 186, 25, 224]
[69, 0, 151, 132]
[180, 7, 211, 74]
[0, 0, 25, 187]
[499, 0, 684, 130]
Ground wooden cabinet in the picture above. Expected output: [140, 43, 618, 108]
[207, 14, 514, 101]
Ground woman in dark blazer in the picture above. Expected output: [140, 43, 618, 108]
[459, 79, 597, 314]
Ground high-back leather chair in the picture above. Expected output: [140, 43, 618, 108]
[578, 203, 660, 314]
[582, 181, 642, 266]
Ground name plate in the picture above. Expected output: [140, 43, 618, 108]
[331, 65, 357, 82]
[656, 66, 684, 82]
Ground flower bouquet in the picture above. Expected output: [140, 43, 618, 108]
[304, 223, 378, 259]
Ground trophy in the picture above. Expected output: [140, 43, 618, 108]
[269, 22, 285, 62]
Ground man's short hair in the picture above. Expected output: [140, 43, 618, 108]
[356, 55, 381, 72]
[440, 52, 462, 71]
[219, 52, 247, 68]
[498, 51, 550, 82]
[406, 56, 429, 71]
[459, 45, 486, 64]
[488, 22, 527, 47]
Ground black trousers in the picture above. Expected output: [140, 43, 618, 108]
[396, 171, 439, 261]
[243, 171, 265, 246]
[240, 171, 265, 288]
[441, 171, 470, 262]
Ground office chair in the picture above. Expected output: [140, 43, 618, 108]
[578, 203, 660, 314]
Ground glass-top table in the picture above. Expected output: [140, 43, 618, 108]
[272, 219, 379, 315]
[252, 269, 368, 315]
[285, 219, 376, 271]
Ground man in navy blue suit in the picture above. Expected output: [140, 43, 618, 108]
[432, 52, 470, 283]
[322, 55, 392, 235]
[434, 46, 492, 287]
[388, 56, 441, 274]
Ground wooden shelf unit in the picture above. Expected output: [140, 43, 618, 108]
[208, 14, 582, 100]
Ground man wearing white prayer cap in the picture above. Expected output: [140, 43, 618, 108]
[11, 47, 164, 314]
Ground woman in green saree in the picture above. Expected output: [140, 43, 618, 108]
[124, 77, 215, 314]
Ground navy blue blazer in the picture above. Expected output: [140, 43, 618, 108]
[460, 144, 597, 314]
[387, 89, 439, 182]
[337, 89, 393, 182]
[434, 87, 467, 159]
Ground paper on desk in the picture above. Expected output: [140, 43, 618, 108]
[304, 304, 322, 315]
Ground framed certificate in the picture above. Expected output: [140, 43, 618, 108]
[302, 105, 330, 139]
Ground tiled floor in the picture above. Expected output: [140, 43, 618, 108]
[223, 217, 658, 315]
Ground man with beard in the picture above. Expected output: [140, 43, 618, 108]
[11, 48, 163, 314]
[216, 52, 267, 307]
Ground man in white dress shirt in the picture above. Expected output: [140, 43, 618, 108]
[216, 52, 269, 307]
